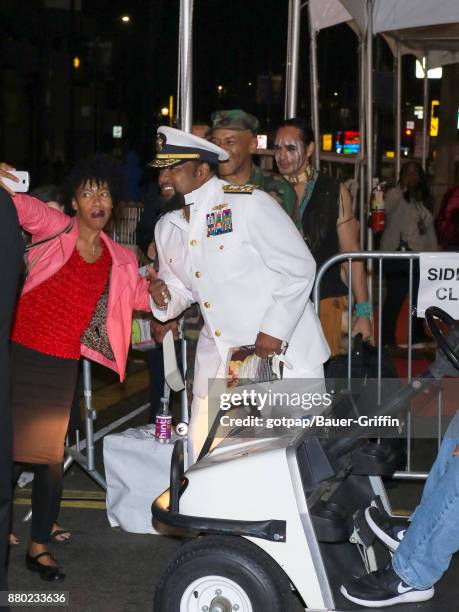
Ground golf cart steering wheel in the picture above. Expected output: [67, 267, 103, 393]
[425, 306, 459, 372]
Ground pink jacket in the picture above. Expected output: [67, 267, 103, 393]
[14, 194, 153, 381]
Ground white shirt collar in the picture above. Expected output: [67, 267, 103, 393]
[184, 175, 221, 208]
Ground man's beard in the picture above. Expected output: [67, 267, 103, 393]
[159, 191, 186, 213]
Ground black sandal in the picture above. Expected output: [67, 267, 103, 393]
[26, 551, 65, 581]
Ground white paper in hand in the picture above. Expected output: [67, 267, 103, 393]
[163, 329, 185, 392]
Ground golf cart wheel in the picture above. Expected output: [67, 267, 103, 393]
[154, 535, 302, 612]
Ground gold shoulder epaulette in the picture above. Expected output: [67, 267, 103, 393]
[222, 184, 256, 194]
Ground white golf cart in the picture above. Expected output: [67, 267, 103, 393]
[152, 306, 459, 611]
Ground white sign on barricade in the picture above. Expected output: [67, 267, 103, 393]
[418, 252, 459, 318]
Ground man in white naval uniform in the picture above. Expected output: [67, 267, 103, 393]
[149, 126, 330, 463]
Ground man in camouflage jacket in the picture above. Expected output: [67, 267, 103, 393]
[208, 109, 297, 221]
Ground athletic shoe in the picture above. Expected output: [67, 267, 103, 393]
[340, 565, 434, 608]
[365, 506, 408, 552]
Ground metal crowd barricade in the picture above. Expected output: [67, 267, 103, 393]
[111, 203, 143, 255]
[313, 251, 445, 482]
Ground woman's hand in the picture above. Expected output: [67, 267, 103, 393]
[352, 316, 372, 341]
[0, 163, 18, 195]
[149, 279, 171, 310]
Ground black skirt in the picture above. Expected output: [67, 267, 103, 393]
[11, 342, 79, 464]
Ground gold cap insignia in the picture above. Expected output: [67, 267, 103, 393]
[149, 157, 182, 168]
[212, 204, 227, 211]
[156, 133, 167, 153]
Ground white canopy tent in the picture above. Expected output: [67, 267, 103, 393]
[308, 1, 459, 169]
[306, 0, 459, 248]
[311, 0, 459, 43]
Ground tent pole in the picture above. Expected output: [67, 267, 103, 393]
[359, 34, 366, 249]
[285, 0, 301, 118]
[395, 41, 402, 181]
[421, 56, 429, 170]
[176, 3, 182, 127]
[309, 12, 320, 170]
[366, 0, 374, 253]
[284, 0, 292, 119]
[365, 0, 374, 325]
[179, 0, 193, 131]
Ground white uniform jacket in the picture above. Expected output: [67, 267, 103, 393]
[152, 176, 330, 398]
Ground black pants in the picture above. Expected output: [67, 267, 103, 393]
[14, 463, 63, 544]
[382, 259, 425, 346]
[67, 362, 83, 436]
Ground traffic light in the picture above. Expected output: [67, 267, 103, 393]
[73, 56, 81, 69]
[404, 128, 413, 136]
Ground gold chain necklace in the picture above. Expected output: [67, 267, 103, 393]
[284, 165, 315, 185]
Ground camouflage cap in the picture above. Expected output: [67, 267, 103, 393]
[211, 109, 260, 134]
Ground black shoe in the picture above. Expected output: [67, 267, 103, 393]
[26, 551, 65, 582]
[365, 506, 408, 552]
[340, 565, 434, 608]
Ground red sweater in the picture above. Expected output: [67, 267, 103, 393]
[11, 244, 112, 359]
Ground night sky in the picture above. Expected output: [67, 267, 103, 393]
[70, 0, 432, 125]
[0, 0, 436, 179]
[62, 0, 364, 128]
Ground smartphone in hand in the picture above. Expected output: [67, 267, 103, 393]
[2, 170, 29, 193]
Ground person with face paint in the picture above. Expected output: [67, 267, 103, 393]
[274, 118, 371, 357]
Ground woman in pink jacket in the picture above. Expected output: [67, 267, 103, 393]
[0, 156, 155, 581]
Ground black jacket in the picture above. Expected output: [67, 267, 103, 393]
[0, 188, 24, 592]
